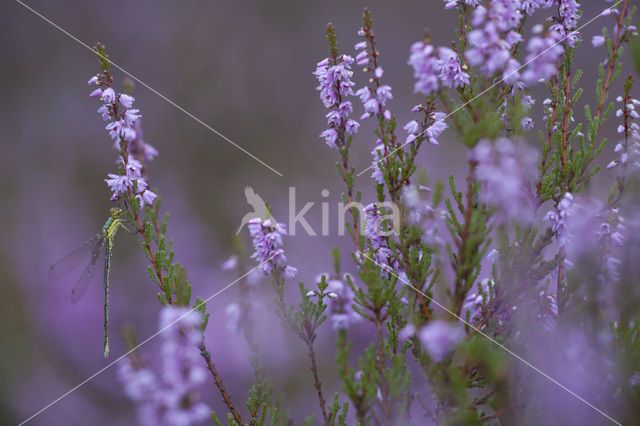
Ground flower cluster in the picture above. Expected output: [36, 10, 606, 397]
[312, 273, 360, 330]
[89, 73, 158, 208]
[363, 203, 396, 270]
[465, 1, 524, 79]
[523, 0, 553, 16]
[408, 43, 470, 96]
[472, 138, 538, 222]
[544, 192, 574, 247]
[536, 291, 558, 331]
[404, 110, 448, 146]
[118, 307, 209, 426]
[462, 278, 493, 325]
[557, 0, 581, 33]
[314, 55, 359, 148]
[354, 36, 394, 121]
[595, 205, 625, 283]
[247, 218, 298, 278]
[608, 95, 640, 172]
[370, 142, 387, 185]
[443, 0, 479, 10]
[521, 24, 565, 85]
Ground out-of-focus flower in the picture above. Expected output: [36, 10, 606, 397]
[462, 278, 493, 325]
[221, 255, 238, 271]
[314, 273, 360, 330]
[544, 192, 574, 247]
[408, 43, 469, 96]
[118, 306, 209, 426]
[408, 42, 441, 95]
[465, 2, 524, 78]
[592, 35, 606, 47]
[536, 291, 558, 331]
[521, 29, 564, 84]
[472, 138, 538, 222]
[225, 303, 242, 333]
[418, 320, 465, 362]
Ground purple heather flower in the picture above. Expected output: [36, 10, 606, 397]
[521, 32, 564, 84]
[124, 108, 141, 127]
[559, 0, 581, 30]
[314, 54, 359, 148]
[399, 323, 416, 340]
[376, 85, 393, 105]
[105, 173, 133, 199]
[438, 48, 470, 89]
[521, 116, 534, 130]
[425, 112, 448, 146]
[536, 291, 558, 331]
[363, 203, 396, 270]
[418, 320, 465, 362]
[128, 120, 159, 163]
[592, 35, 606, 47]
[462, 278, 493, 325]
[118, 306, 209, 426]
[408, 42, 441, 95]
[370, 143, 386, 185]
[221, 255, 238, 271]
[345, 119, 360, 134]
[523, 0, 553, 16]
[465, 1, 525, 78]
[125, 156, 143, 179]
[443, 0, 479, 9]
[225, 303, 242, 333]
[404, 111, 448, 146]
[137, 187, 158, 209]
[404, 120, 420, 135]
[544, 192, 574, 247]
[97, 105, 110, 121]
[248, 218, 298, 278]
[159, 307, 206, 388]
[101, 87, 116, 104]
[320, 128, 339, 148]
[472, 138, 538, 222]
[315, 273, 360, 330]
[607, 96, 640, 172]
[119, 94, 135, 108]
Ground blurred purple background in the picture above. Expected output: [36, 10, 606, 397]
[0, 1, 634, 424]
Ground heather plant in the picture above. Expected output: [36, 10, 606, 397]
[43, 1, 640, 425]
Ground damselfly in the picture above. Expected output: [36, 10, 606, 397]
[48, 207, 133, 357]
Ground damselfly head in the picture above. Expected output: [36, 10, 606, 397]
[109, 207, 123, 218]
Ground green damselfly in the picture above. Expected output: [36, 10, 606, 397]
[48, 207, 133, 357]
